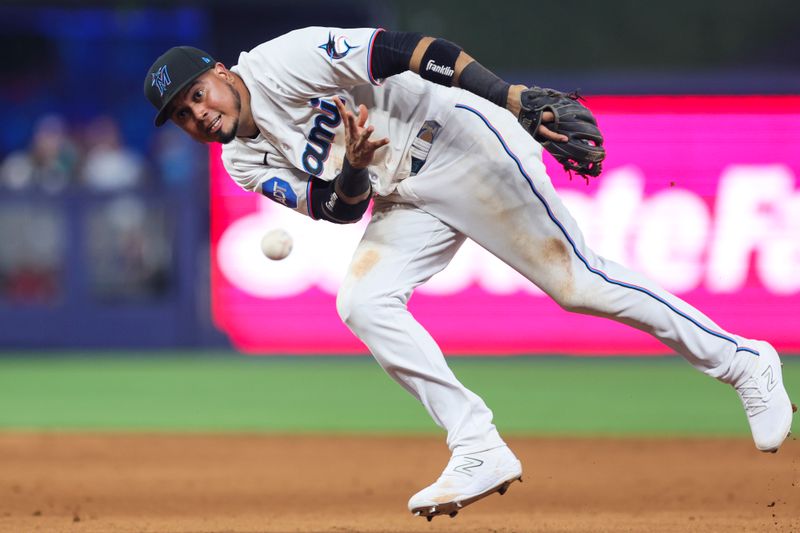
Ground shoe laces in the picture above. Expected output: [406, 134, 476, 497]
[735, 377, 769, 416]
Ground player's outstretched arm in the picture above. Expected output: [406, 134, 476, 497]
[372, 31, 604, 178]
[372, 31, 565, 143]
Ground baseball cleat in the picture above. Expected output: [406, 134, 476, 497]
[408, 445, 522, 521]
[733, 341, 794, 452]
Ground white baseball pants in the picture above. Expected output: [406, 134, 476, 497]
[336, 91, 759, 454]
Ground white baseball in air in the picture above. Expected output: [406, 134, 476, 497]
[260, 228, 293, 260]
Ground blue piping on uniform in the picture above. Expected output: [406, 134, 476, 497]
[454, 103, 759, 357]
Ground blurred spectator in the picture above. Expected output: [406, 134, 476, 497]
[0, 114, 78, 194]
[79, 116, 171, 301]
[86, 195, 172, 301]
[80, 116, 146, 191]
[0, 203, 63, 303]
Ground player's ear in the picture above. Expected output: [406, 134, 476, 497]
[212, 62, 231, 80]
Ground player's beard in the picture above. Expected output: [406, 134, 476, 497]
[217, 82, 242, 144]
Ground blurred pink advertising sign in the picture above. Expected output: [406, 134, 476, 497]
[210, 96, 800, 355]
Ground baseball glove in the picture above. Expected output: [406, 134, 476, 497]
[518, 87, 605, 179]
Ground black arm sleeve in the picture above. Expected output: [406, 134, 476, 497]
[457, 61, 510, 108]
[308, 160, 372, 224]
[372, 30, 511, 109]
[371, 30, 423, 79]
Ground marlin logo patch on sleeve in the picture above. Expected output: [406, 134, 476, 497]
[318, 32, 359, 61]
[151, 65, 172, 97]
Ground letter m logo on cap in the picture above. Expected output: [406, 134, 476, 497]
[151, 65, 172, 97]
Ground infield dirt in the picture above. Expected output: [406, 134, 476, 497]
[0, 433, 797, 532]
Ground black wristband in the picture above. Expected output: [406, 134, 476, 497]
[309, 176, 371, 224]
[457, 61, 511, 108]
[337, 158, 371, 199]
[419, 39, 461, 87]
[308, 160, 372, 224]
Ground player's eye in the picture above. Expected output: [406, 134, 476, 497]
[193, 89, 204, 100]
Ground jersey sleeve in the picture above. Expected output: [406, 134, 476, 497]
[222, 147, 316, 218]
[253, 167, 315, 217]
[248, 26, 384, 97]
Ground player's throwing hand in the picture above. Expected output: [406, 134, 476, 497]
[334, 97, 389, 169]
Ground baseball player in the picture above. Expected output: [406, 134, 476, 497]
[145, 27, 795, 521]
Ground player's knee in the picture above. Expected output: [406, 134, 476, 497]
[336, 288, 356, 326]
[549, 286, 592, 314]
[555, 296, 592, 314]
[336, 287, 384, 334]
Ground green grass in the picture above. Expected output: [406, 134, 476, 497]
[0, 353, 797, 436]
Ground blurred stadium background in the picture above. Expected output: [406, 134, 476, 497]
[0, 2, 799, 530]
[0, 4, 800, 533]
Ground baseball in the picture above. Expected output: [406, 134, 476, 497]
[260, 228, 293, 260]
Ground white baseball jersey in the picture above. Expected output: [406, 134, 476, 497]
[222, 26, 458, 216]
[219, 26, 774, 458]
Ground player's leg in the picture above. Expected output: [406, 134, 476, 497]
[403, 93, 793, 451]
[337, 199, 498, 454]
[336, 198, 521, 518]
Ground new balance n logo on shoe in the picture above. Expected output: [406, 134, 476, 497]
[453, 456, 484, 476]
[762, 365, 778, 392]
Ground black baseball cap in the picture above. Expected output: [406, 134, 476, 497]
[144, 46, 216, 127]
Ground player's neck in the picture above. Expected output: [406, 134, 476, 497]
[232, 72, 258, 139]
